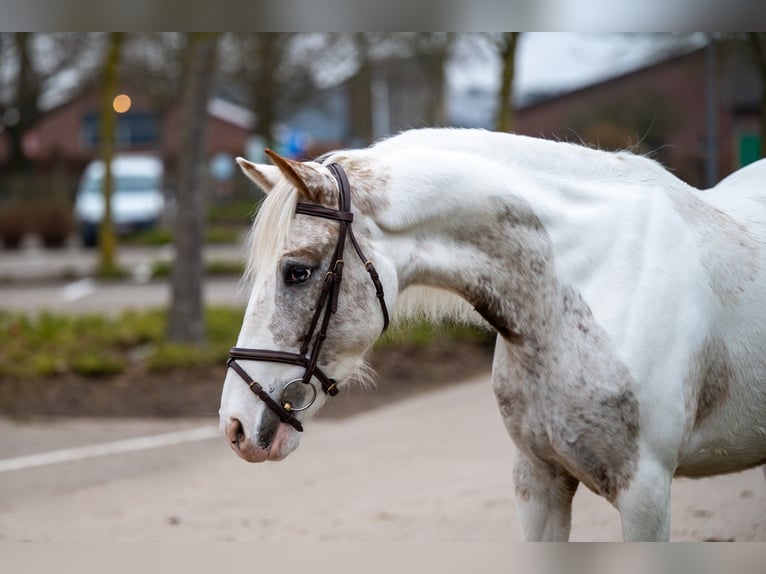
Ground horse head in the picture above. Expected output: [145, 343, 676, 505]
[219, 150, 393, 462]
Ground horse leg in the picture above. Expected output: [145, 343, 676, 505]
[513, 454, 579, 541]
[615, 456, 673, 541]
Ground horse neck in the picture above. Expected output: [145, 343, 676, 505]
[371, 146, 590, 343]
[369, 135, 685, 341]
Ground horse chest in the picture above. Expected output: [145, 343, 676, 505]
[493, 324, 641, 501]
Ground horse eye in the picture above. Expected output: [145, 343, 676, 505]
[284, 265, 313, 285]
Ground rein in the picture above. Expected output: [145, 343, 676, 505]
[227, 163, 390, 432]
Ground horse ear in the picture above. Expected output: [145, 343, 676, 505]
[264, 149, 333, 205]
[236, 157, 281, 193]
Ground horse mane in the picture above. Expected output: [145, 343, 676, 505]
[372, 127, 674, 188]
[244, 179, 300, 287]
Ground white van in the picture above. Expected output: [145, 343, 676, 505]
[74, 154, 167, 247]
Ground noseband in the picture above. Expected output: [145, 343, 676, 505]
[227, 163, 390, 432]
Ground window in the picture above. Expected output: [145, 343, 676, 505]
[82, 111, 159, 149]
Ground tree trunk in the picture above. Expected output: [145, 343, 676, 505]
[167, 33, 218, 345]
[413, 33, 453, 127]
[424, 51, 448, 126]
[495, 33, 520, 133]
[252, 33, 281, 149]
[6, 33, 40, 174]
[350, 33, 375, 143]
[98, 32, 123, 272]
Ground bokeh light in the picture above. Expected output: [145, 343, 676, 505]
[112, 94, 132, 113]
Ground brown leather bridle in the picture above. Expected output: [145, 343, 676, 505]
[227, 163, 390, 432]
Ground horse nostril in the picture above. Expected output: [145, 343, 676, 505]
[225, 418, 246, 448]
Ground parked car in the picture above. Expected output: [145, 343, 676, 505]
[74, 154, 168, 247]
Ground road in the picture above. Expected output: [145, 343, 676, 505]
[0, 377, 764, 542]
[0, 240, 246, 283]
[0, 277, 247, 313]
[0, 241, 248, 313]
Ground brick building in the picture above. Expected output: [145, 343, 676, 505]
[0, 83, 253, 189]
[513, 42, 763, 188]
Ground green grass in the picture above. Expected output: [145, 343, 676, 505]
[121, 228, 174, 246]
[94, 263, 131, 279]
[204, 226, 243, 244]
[149, 259, 245, 279]
[375, 319, 492, 349]
[122, 225, 244, 247]
[0, 306, 491, 382]
[206, 199, 258, 226]
[0, 307, 244, 380]
[70, 353, 126, 378]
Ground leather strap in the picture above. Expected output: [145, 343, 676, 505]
[295, 203, 353, 222]
[227, 357, 304, 432]
[227, 162, 389, 432]
[228, 347, 338, 393]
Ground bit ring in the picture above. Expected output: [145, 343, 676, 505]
[280, 378, 317, 412]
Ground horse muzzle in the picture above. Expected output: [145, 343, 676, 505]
[223, 416, 299, 462]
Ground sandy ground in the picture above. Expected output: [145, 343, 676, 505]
[0, 376, 764, 542]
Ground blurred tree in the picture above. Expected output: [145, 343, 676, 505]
[491, 33, 520, 132]
[97, 32, 123, 273]
[219, 33, 453, 150]
[119, 33, 186, 148]
[6, 33, 38, 173]
[408, 32, 455, 127]
[0, 33, 99, 173]
[250, 33, 290, 149]
[168, 33, 219, 345]
[0, 33, 47, 174]
[747, 33, 766, 158]
[349, 33, 375, 144]
[343, 33, 402, 142]
[224, 33, 319, 150]
[120, 33, 186, 114]
[343, 33, 454, 140]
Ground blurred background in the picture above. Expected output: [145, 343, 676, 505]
[1, 33, 764, 248]
[0, 32, 766, 540]
[0, 32, 765, 543]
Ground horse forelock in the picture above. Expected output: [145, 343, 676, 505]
[244, 179, 300, 288]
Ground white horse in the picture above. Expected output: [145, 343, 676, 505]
[219, 128, 766, 541]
